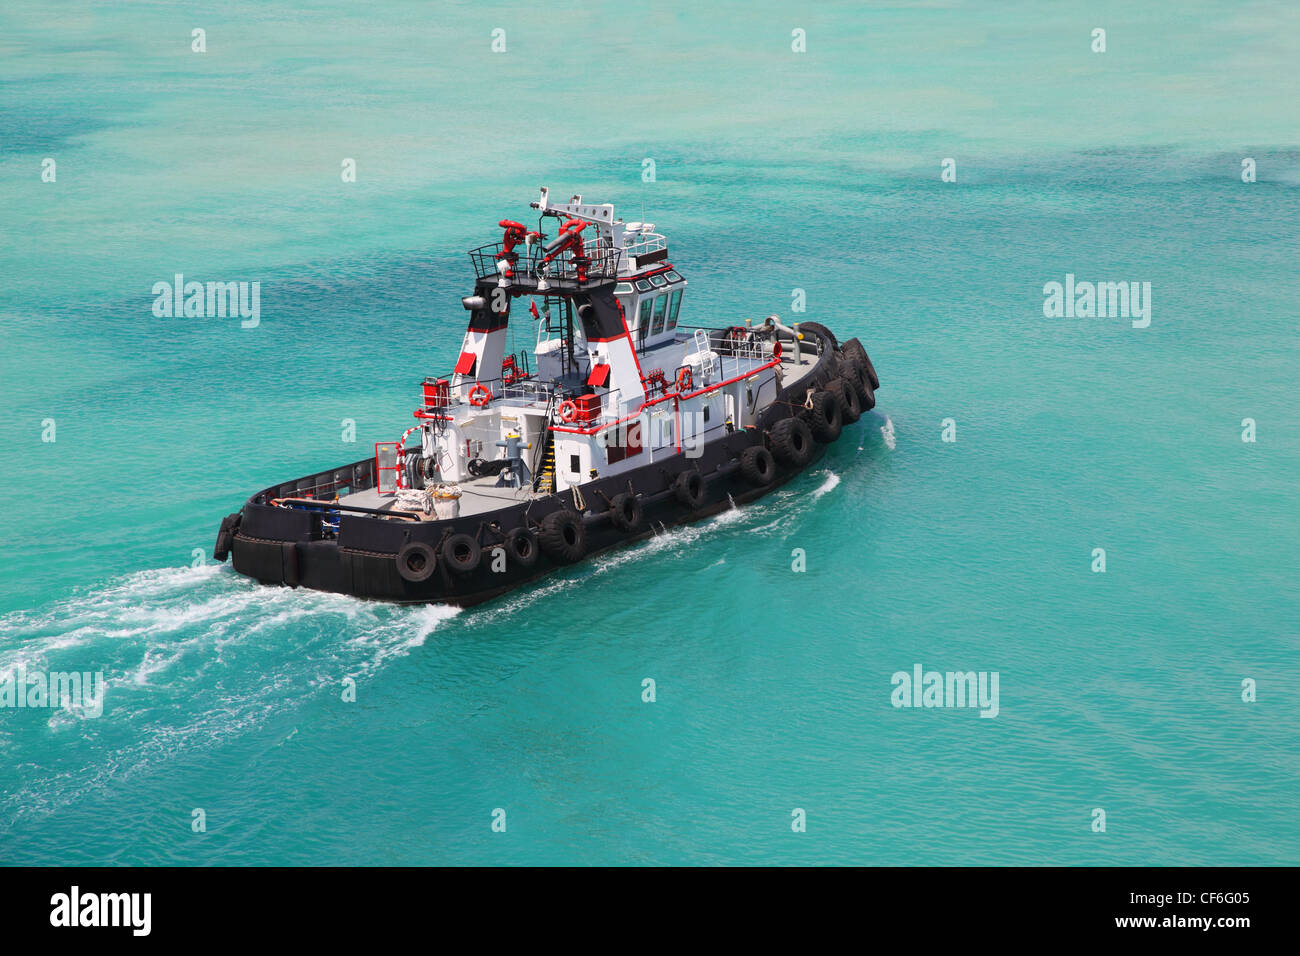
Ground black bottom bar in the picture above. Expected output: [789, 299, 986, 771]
[1, 866, 1282, 942]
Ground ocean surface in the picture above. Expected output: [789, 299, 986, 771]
[1, 1, 1297, 865]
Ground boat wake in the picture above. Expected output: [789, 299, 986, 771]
[475, 472, 842, 623]
[880, 415, 896, 450]
[0, 563, 459, 826]
[0, 459, 853, 821]
[812, 472, 841, 498]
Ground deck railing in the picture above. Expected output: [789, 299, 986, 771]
[620, 231, 666, 268]
[256, 458, 377, 505]
[467, 236, 619, 285]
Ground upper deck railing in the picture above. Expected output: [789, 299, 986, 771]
[468, 236, 620, 286]
[420, 374, 556, 413]
[620, 231, 666, 270]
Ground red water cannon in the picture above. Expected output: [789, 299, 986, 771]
[495, 219, 527, 278]
[541, 218, 591, 281]
[495, 220, 544, 279]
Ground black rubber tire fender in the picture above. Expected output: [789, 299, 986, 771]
[396, 541, 438, 582]
[794, 320, 838, 352]
[213, 511, 241, 563]
[860, 379, 876, 412]
[673, 470, 707, 509]
[839, 359, 871, 405]
[807, 390, 843, 442]
[768, 416, 814, 466]
[441, 533, 481, 574]
[827, 378, 861, 424]
[841, 336, 867, 364]
[608, 492, 643, 532]
[540, 510, 587, 563]
[504, 526, 539, 568]
[214, 529, 233, 563]
[740, 445, 777, 485]
[842, 338, 880, 390]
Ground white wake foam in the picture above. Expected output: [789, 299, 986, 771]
[0, 563, 461, 824]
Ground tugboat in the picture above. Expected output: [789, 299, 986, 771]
[213, 188, 881, 605]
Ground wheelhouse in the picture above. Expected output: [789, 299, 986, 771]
[616, 267, 687, 352]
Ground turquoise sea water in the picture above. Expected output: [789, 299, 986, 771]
[1, 1, 1298, 865]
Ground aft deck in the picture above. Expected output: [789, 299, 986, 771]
[339, 473, 540, 519]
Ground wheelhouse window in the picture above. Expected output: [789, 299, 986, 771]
[666, 288, 682, 330]
[650, 293, 668, 335]
[637, 298, 653, 346]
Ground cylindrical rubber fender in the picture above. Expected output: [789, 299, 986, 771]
[504, 526, 539, 568]
[794, 320, 838, 352]
[769, 416, 814, 466]
[608, 492, 643, 531]
[441, 533, 481, 574]
[673, 470, 707, 509]
[540, 510, 587, 563]
[396, 541, 437, 582]
[282, 541, 300, 588]
[841, 338, 879, 390]
[740, 445, 776, 485]
[806, 390, 843, 443]
[827, 377, 861, 424]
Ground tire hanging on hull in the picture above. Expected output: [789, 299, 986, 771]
[740, 445, 776, 485]
[827, 378, 861, 424]
[213, 511, 241, 562]
[540, 510, 587, 563]
[794, 320, 839, 352]
[805, 390, 843, 443]
[608, 492, 643, 531]
[841, 361, 872, 407]
[674, 470, 707, 509]
[396, 541, 437, 582]
[505, 526, 540, 568]
[769, 417, 814, 466]
[841, 338, 880, 390]
[441, 533, 481, 574]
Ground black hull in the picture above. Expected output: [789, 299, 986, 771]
[220, 334, 875, 607]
